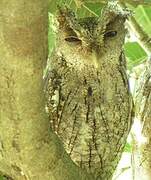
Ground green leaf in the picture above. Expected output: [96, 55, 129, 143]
[48, 0, 78, 13]
[77, 3, 103, 17]
[135, 5, 151, 36]
[124, 42, 147, 70]
[48, 0, 104, 17]
[124, 143, 132, 153]
[0, 176, 6, 180]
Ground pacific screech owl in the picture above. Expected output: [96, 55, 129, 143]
[45, 3, 133, 180]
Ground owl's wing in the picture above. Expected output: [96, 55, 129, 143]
[44, 61, 63, 132]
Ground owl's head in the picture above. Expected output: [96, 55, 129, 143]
[56, 3, 129, 67]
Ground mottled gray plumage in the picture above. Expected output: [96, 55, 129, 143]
[45, 3, 133, 180]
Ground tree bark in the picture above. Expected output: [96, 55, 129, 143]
[0, 1, 92, 179]
[134, 60, 151, 180]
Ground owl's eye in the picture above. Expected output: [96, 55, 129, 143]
[104, 31, 117, 38]
[65, 36, 81, 43]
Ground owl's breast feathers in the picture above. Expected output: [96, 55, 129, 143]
[45, 52, 133, 178]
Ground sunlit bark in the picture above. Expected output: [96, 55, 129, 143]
[0, 0, 92, 179]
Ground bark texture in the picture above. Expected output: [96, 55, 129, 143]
[135, 61, 151, 179]
[0, 1, 92, 180]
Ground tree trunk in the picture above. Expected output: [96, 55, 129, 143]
[0, 1, 92, 179]
[134, 60, 151, 180]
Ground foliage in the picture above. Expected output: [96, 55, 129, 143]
[124, 142, 132, 152]
[124, 42, 147, 70]
[134, 5, 151, 35]
[0, 176, 6, 180]
[125, 5, 151, 69]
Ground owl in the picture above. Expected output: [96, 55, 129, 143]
[45, 3, 133, 180]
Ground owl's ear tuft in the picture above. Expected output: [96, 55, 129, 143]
[57, 7, 82, 41]
[96, 2, 130, 43]
[57, 7, 77, 30]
